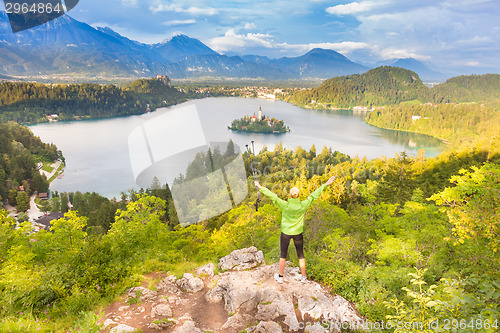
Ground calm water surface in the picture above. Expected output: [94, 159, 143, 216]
[30, 98, 443, 197]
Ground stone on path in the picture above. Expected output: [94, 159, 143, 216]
[176, 273, 204, 293]
[171, 320, 203, 333]
[218, 246, 264, 271]
[109, 324, 136, 333]
[247, 321, 283, 333]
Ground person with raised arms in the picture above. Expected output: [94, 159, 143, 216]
[254, 175, 336, 283]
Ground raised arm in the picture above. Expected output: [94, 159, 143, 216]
[255, 181, 287, 209]
[325, 176, 336, 186]
[303, 176, 336, 207]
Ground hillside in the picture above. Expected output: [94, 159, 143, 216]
[0, 77, 187, 123]
[286, 66, 427, 108]
[366, 102, 500, 149]
[428, 74, 500, 103]
[286, 66, 426, 108]
[0, 144, 498, 331]
[286, 68, 500, 109]
[361, 73, 500, 149]
[0, 122, 59, 208]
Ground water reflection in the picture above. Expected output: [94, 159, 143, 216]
[375, 128, 444, 155]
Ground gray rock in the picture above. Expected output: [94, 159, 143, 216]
[102, 319, 116, 329]
[205, 284, 224, 303]
[148, 318, 175, 330]
[157, 276, 181, 294]
[195, 263, 215, 277]
[218, 246, 265, 271]
[328, 295, 363, 324]
[126, 286, 157, 302]
[109, 324, 136, 333]
[213, 265, 299, 329]
[176, 273, 204, 293]
[172, 320, 203, 333]
[305, 323, 328, 333]
[208, 262, 363, 332]
[151, 303, 173, 318]
[221, 313, 253, 331]
[247, 321, 283, 333]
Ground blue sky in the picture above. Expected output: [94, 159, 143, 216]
[3, 0, 500, 73]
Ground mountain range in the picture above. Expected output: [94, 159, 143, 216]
[0, 11, 443, 81]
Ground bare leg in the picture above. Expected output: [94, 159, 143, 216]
[299, 258, 306, 277]
[279, 258, 286, 276]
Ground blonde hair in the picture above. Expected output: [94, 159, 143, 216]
[289, 187, 300, 198]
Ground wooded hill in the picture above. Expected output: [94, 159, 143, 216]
[0, 122, 60, 209]
[285, 67, 500, 108]
[366, 101, 500, 150]
[0, 78, 187, 124]
[429, 73, 500, 103]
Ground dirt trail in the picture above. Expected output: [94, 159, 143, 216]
[99, 271, 228, 333]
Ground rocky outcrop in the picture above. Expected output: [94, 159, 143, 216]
[126, 286, 157, 302]
[195, 263, 215, 277]
[172, 320, 203, 333]
[218, 246, 265, 271]
[247, 320, 283, 332]
[109, 324, 136, 333]
[207, 262, 363, 331]
[150, 303, 172, 318]
[176, 273, 204, 293]
[100, 247, 364, 332]
[221, 313, 253, 331]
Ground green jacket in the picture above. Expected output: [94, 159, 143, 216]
[260, 184, 327, 235]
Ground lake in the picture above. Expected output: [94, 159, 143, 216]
[30, 97, 443, 197]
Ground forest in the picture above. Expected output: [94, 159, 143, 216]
[366, 102, 500, 150]
[0, 78, 187, 124]
[0, 122, 59, 213]
[285, 67, 500, 109]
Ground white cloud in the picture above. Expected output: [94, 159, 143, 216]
[326, 1, 376, 15]
[243, 23, 257, 30]
[457, 35, 493, 45]
[208, 29, 274, 52]
[208, 29, 373, 57]
[118, 0, 138, 7]
[378, 47, 431, 60]
[162, 19, 196, 27]
[150, 4, 217, 16]
[466, 61, 481, 67]
[183, 6, 217, 16]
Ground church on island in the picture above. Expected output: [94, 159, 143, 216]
[228, 106, 290, 133]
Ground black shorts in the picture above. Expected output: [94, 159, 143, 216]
[280, 232, 304, 259]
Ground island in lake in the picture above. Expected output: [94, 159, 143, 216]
[229, 106, 290, 133]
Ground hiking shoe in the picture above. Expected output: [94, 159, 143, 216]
[274, 273, 284, 284]
[300, 276, 308, 283]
